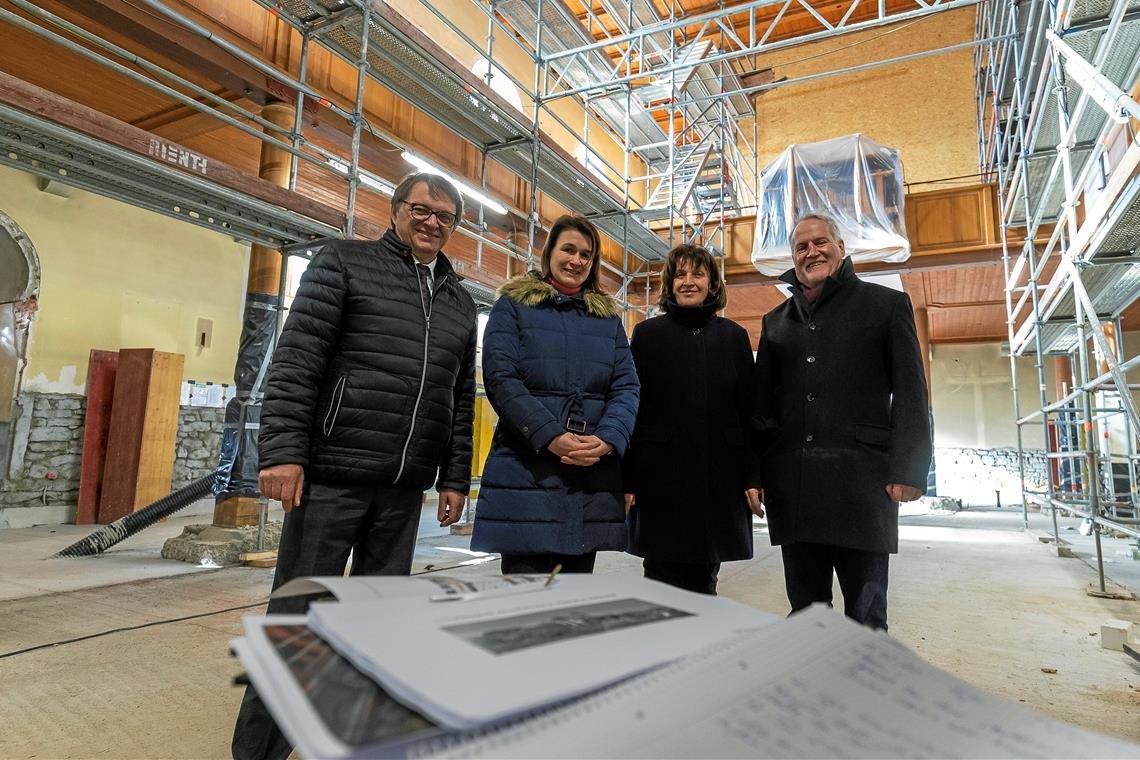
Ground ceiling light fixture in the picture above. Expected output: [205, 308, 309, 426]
[326, 159, 395, 196]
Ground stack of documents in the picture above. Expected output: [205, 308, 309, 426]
[305, 575, 776, 730]
[233, 575, 1140, 759]
[234, 574, 777, 757]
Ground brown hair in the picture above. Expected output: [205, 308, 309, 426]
[658, 244, 726, 310]
[391, 171, 464, 229]
[540, 215, 605, 293]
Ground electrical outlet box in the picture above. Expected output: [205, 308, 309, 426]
[196, 317, 213, 349]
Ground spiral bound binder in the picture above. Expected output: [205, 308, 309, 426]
[409, 606, 1140, 759]
[237, 583, 1140, 759]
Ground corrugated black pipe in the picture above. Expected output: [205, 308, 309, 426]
[53, 473, 221, 559]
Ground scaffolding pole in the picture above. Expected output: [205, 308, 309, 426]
[980, 0, 1140, 574]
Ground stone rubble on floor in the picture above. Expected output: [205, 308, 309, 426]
[161, 522, 282, 566]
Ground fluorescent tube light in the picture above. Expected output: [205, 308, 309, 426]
[326, 159, 395, 196]
[402, 151, 508, 215]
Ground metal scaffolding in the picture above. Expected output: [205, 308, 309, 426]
[483, 0, 985, 311]
[1, 0, 992, 315]
[976, 0, 1140, 589]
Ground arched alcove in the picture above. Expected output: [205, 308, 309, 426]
[0, 211, 40, 474]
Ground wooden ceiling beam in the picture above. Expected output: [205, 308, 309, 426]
[928, 333, 1010, 345]
[62, 1, 412, 177]
[65, 0, 273, 106]
[64, 0, 535, 238]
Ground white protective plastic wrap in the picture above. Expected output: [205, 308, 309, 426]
[751, 133, 909, 276]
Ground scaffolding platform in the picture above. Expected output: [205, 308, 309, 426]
[1010, 150, 1140, 356]
[273, 0, 670, 261]
[1008, 7, 1140, 225]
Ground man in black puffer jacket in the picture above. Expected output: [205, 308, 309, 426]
[232, 172, 478, 760]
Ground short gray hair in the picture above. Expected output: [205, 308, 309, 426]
[391, 171, 464, 229]
[789, 211, 843, 248]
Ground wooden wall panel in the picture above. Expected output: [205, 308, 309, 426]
[906, 184, 997, 255]
[98, 349, 185, 523]
[75, 350, 118, 525]
[134, 351, 185, 507]
[170, 0, 266, 49]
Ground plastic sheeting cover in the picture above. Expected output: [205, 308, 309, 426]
[751, 134, 909, 276]
[215, 292, 277, 501]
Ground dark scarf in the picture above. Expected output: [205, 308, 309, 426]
[664, 298, 717, 327]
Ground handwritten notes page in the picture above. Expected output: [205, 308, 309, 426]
[431, 605, 1138, 759]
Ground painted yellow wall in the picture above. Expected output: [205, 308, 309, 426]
[0, 165, 247, 393]
[749, 8, 979, 187]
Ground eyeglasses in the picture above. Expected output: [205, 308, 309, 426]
[402, 202, 457, 228]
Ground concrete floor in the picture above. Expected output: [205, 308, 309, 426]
[0, 505, 1138, 759]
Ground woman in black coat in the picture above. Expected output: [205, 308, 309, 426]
[624, 244, 762, 595]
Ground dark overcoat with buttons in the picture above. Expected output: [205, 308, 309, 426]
[752, 257, 931, 554]
[470, 273, 640, 556]
[625, 301, 756, 563]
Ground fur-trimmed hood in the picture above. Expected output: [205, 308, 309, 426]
[497, 272, 619, 318]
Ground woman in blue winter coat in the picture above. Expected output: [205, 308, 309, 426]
[471, 215, 640, 575]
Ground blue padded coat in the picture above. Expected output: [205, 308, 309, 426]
[471, 273, 640, 556]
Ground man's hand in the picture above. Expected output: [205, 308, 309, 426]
[624, 493, 635, 516]
[438, 489, 466, 527]
[886, 483, 922, 503]
[548, 433, 589, 459]
[259, 464, 305, 512]
[560, 435, 613, 466]
[746, 487, 764, 518]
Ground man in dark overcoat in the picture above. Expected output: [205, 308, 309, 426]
[752, 211, 931, 630]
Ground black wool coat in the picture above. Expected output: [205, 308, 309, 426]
[259, 229, 478, 492]
[752, 257, 931, 554]
[625, 301, 756, 563]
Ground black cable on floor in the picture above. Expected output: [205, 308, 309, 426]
[1, 554, 499, 659]
[0, 600, 267, 660]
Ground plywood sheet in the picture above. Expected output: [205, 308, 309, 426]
[76, 350, 118, 525]
[134, 351, 184, 509]
[99, 349, 184, 522]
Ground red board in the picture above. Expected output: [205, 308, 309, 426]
[75, 350, 118, 525]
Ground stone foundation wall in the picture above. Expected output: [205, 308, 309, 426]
[172, 406, 225, 487]
[935, 447, 1048, 507]
[0, 393, 85, 515]
[0, 391, 226, 525]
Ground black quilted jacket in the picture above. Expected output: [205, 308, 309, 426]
[259, 229, 478, 492]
